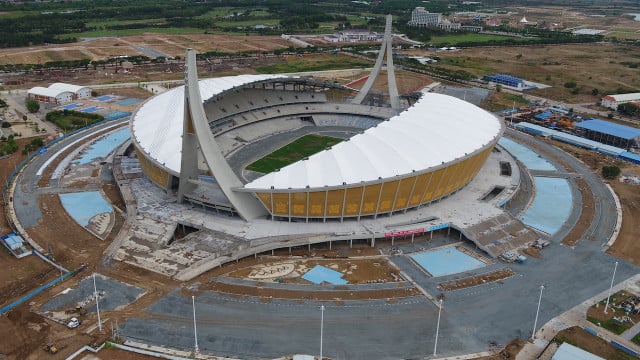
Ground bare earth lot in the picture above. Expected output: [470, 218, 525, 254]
[407, 43, 640, 103]
[0, 34, 291, 65]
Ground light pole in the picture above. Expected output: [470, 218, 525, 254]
[531, 285, 544, 341]
[605, 261, 619, 314]
[433, 298, 443, 356]
[192, 295, 199, 353]
[93, 273, 102, 332]
[320, 305, 325, 360]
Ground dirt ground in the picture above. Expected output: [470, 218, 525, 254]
[0, 34, 291, 65]
[406, 42, 640, 103]
[553, 326, 637, 360]
[474, 339, 525, 360]
[439, 268, 515, 292]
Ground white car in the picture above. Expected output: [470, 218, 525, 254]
[67, 317, 80, 329]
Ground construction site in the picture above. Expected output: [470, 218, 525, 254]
[0, 27, 640, 360]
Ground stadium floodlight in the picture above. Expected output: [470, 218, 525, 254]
[604, 261, 619, 314]
[192, 295, 199, 353]
[320, 305, 325, 360]
[433, 298, 443, 356]
[531, 285, 544, 341]
[93, 273, 102, 332]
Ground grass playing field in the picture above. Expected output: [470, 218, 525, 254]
[246, 134, 342, 174]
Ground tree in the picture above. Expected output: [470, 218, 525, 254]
[564, 81, 577, 89]
[495, 84, 502, 93]
[591, 88, 599, 96]
[1, 121, 11, 128]
[602, 165, 621, 179]
[25, 99, 40, 113]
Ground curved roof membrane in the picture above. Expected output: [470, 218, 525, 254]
[244, 92, 502, 190]
[131, 74, 286, 173]
[132, 75, 502, 190]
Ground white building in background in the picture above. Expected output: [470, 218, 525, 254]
[27, 86, 74, 104]
[601, 93, 640, 109]
[408, 7, 461, 31]
[408, 7, 442, 27]
[323, 30, 383, 43]
[49, 82, 91, 99]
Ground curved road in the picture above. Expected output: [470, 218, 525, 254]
[117, 130, 633, 360]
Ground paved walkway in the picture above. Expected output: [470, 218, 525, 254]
[517, 273, 640, 359]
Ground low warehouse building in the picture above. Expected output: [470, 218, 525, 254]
[601, 92, 640, 109]
[49, 82, 91, 99]
[27, 86, 74, 104]
[575, 119, 640, 151]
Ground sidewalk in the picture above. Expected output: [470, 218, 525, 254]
[517, 273, 640, 359]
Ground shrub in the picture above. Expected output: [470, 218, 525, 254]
[25, 99, 40, 113]
[602, 165, 621, 179]
[564, 81, 577, 88]
[1, 121, 11, 128]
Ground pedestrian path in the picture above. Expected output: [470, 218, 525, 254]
[517, 273, 640, 359]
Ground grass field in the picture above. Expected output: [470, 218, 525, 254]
[255, 54, 370, 74]
[430, 33, 532, 46]
[57, 27, 208, 39]
[246, 134, 342, 173]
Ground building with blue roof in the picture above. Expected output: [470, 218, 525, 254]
[484, 74, 525, 89]
[574, 119, 640, 150]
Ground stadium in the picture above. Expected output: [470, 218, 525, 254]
[130, 56, 503, 223]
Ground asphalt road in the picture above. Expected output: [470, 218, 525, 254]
[12, 119, 128, 229]
[119, 130, 632, 359]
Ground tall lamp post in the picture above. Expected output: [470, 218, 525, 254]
[605, 261, 619, 314]
[192, 295, 199, 353]
[93, 273, 102, 332]
[433, 298, 443, 356]
[320, 305, 325, 360]
[531, 285, 544, 341]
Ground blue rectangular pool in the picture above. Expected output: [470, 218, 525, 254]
[409, 247, 486, 277]
[302, 265, 347, 285]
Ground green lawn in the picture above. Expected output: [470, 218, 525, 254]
[86, 18, 166, 28]
[215, 18, 280, 28]
[255, 55, 370, 74]
[430, 33, 535, 46]
[56, 27, 207, 39]
[246, 134, 342, 174]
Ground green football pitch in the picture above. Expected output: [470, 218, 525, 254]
[246, 134, 343, 174]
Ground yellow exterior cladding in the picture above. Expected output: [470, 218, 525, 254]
[136, 148, 170, 189]
[254, 144, 495, 219]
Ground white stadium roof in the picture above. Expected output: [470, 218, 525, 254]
[244, 92, 501, 189]
[132, 75, 502, 190]
[131, 74, 286, 173]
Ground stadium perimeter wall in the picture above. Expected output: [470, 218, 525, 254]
[249, 143, 496, 220]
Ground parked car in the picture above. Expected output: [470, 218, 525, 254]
[67, 317, 80, 329]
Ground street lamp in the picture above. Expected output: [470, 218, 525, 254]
[605, 261, 619, 314]
[192, 295, 199, 353]
[531, 285, 544, 341]
[433, 298, 443, 356]
[93, 273, 102, 332]
[320, 305, 325, 360]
